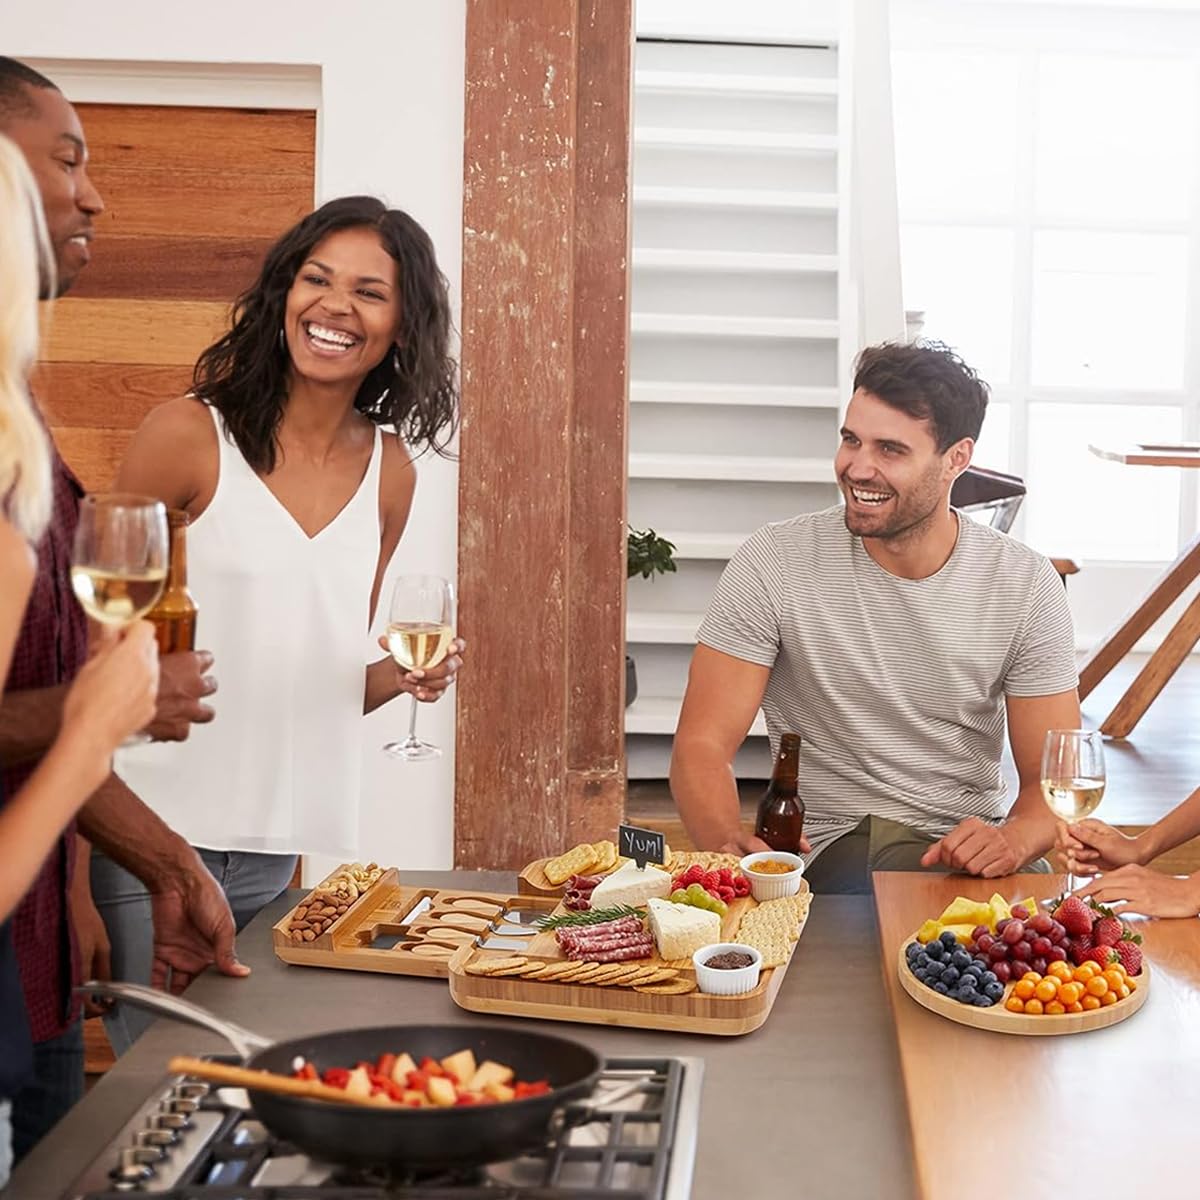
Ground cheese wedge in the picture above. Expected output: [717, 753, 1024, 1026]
[646, 897, 720, 961]
[587, 860, 672, 910]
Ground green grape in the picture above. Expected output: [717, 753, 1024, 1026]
[670, 889, 688, 903]
[686, 883, 707, 899]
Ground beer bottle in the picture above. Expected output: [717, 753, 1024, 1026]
[755, 732, 805, 853]
[147, 508, 197, 654]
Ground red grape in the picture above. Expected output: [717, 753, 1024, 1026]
[1049, 921, 1067, 943]
[971, 924, 990, 943]
[991, 960, 1012, 982]
[1030, 913, 1054, 935]
[988, 943, 1008, 962]
[1002, 921, 1025, 945]
[975, 933, 995, 953]
[1010, 941, 1031, 962]
[1031, 936, 1052, 957]
[1046, 945, 1067, 963]
[1011, 905, 1030, 921]
[1030, 957, 1048, 975]
[995, 918, 1011, 933]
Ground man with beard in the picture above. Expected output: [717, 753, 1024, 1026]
[670, 341, 1080, 893]
[0, 57, 247, 1161]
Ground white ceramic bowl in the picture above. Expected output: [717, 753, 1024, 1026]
[739, 851, 805, 902]
[692, 942, 763, 996]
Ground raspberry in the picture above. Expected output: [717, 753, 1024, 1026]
[717, 868, 734, 886]
[701, 871, 721, 892]
[732, 875, 751, 897]
[717, 885, 735, 902]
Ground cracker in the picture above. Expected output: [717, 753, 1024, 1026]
[485, 960, 541, 978]
[545, 843, 599, 886]
[524, 961, 582, 981]
[470, 955, 528, 976]
[620, 966, 678, 987]
[591, 840, 619, 873]
[633, 978, 698, 996]
[590, 963, 648, 986]
[578, 962, 635, 984]
[553, 962, 603, 983]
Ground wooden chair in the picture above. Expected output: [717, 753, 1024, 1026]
[951, 466, 1080, 585]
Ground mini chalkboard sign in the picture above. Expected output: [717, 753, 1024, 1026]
[618, 823, 666, 870]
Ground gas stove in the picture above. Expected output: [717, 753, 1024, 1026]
[63, 1056, 702, 1200]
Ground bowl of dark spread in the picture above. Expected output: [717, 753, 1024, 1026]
[692, 942, 763, 995]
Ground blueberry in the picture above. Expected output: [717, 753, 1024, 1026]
[958, 973, 977, 991]
[981, 971, 997, 986]
[951, 950, 972, 969]
[984, 982, 1005, 1001]
[925, 960, 944, 977]
[926, 942, 944, 961]
[940, 931, 958, 948]
[941, 966, 960, 986]
[915, 970, 928, 984]
[933, 981, 950, 995]
[917, 952, 931, 967]
[906, 942, 921, 958]
[972, 993, 994, 1007]
[964, 963, 984, 980]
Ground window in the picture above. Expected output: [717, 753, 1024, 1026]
[893, 2, 1200, 567]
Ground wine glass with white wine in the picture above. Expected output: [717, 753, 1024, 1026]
[70, 494, 169, 745]
[383, 574, 455, 761]
[1040, 728, 1106, 893]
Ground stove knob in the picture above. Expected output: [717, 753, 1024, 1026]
[163, 1097, 200, 1115]
[137, 1125, 177, 1149]
[130, 1131, 168, 1160]
[152, 1110, 191, 1130]
[171, 1081, 210, 1100]
[144, 1115, 181, 1143]
[109, 1147, 155, 1185]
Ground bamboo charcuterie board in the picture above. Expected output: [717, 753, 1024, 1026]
[448, 884, 811, 1037]
[271, 865, 525, 979]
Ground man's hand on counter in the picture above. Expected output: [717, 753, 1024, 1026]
[920, 816, 1025, 878]
[150, 864, 249, 994]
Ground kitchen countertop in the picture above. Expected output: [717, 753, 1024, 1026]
[3, 871, 914, 1200]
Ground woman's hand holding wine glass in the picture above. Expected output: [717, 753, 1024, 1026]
[1040, 729, 1106, 893]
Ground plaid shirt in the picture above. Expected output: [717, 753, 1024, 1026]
[2, 436, 88, 1042]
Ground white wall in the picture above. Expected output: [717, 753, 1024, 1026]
[9, 1, 466, 877]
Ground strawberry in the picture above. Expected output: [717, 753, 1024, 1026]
[1082, 945, 1118, 970]
[1053, 896, 1095, 938]
[1092, 912, 1123, 947]
[1068, 933, 1094, 965]
[1114, 933, 1143, 976]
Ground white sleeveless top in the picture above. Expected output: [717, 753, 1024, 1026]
[116, 405, 383, 858]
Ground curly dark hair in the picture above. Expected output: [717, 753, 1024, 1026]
[853, 340, 988, 452]
[194, 195, 458, 473]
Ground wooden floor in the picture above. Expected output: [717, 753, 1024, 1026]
[628, 653, 1200, 875]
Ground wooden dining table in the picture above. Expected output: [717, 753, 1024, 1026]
[875, 870, 1200, 1200]
[1081, 441, 1200, 737]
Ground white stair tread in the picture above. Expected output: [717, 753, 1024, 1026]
[625, 695, 767, 737]
[628, 452, 836, 482]
[633, 248, 838, 274]
[635, 126, 838, 153]
[656, 532, 750, 559]
[634, 185, 839, 211]
[632, 313, 838, 340]
[629, 381, 841, 408]
[635, 69, 838, 99]
[627, 611, 702, 643]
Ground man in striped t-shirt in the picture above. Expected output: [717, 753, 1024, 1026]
[671, 342, 1080, 893]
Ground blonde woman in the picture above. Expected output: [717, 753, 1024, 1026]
[0, 133, 158, 1186]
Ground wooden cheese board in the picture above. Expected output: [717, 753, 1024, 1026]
[271, 864, 528, 979]
[448, 882, 811, 1036]
[897, 932, 1150, 1036]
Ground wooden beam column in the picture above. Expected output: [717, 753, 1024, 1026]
[456, 0, 633, 868]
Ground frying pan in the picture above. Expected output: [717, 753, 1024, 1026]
[79, 981, 603, 1169]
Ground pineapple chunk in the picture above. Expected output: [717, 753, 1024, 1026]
[941, 923, 976, 945]
[467, 1060, 515, 1092]
[936, 896, 992, 928]
[440, 1049, 478, 1086]
[344, 1066, 372, 1100]
[987, 893, 1011, 929]
[389, 1052, 417, 1085]
[484, 1081, 516, 1102]
[426, 1075, 458, 1107]
[915, 919, 941, 944]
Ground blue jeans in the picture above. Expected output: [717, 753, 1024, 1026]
[9, 1021, 84, 1165]
[0, 1099, 11, 1189]
[90, 848, 297, 1055]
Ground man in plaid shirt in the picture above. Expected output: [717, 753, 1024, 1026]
[0, 58, 249, 1162]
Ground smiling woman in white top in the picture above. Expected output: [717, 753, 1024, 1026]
[91, 196, 462, 1052]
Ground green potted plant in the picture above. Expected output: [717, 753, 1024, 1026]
[625, 526, 677, 708]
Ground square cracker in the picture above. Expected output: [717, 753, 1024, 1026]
[545, 843, 600, 885]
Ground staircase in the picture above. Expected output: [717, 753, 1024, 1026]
[625, 5, 903, 779]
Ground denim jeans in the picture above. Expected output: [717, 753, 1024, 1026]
[0, 1099, 11, 1189]
[90, 848, 297, 1055]
[9, 1020, 84, 1165]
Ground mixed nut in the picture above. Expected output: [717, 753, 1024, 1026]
[285, 862, 384, 942]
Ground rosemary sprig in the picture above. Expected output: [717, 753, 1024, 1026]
[537, 904, 643, 931]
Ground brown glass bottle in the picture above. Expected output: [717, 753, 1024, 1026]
[147, 508, 197, 654]
[754, 732, 805, 853]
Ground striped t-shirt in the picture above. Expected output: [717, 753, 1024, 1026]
[697, 505, 1078, 862]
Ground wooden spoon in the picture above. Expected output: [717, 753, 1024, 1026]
[167, 1057, 395, 1107]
